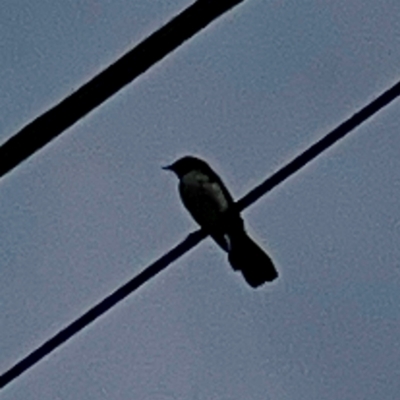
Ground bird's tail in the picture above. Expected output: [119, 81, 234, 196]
[228, 231, 278, 288]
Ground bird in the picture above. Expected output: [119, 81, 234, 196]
[163, 156, 277, 288]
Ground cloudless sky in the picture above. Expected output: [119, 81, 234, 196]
[1, 1, 400, 399]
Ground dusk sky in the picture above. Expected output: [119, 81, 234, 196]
[1, 1, 399, 399]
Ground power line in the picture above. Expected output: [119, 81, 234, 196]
[237, 80, 400, 211]
[0, 0, 245, 179]
[1, 80, 399, 389]
[0, 230, 206, 389]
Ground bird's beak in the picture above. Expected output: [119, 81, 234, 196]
[162, 164, 172, 171]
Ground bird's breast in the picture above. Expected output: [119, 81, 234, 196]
[179, 170, 231, 229]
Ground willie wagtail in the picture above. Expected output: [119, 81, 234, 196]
[164, 156, 277, 288]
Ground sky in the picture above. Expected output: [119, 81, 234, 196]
[1, 0, 400, 399]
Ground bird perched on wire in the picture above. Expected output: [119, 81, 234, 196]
[163, 156, 277, 288]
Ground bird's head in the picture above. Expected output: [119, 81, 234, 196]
[163, 156, 211, 179]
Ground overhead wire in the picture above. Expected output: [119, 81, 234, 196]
[0, 0, 246, 179]
[237, 80, 400, 211]
[1, 79, 400, 389]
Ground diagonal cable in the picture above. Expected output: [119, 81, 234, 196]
[0, 0, 245, 179]
[237, 80, 400, 211]
[1, 79, 399, 389]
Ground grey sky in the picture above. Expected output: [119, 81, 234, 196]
[1, 1, 400, 399]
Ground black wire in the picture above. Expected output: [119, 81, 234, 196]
[0, 0, 245, 179]
[0, 230, 206, 389]
[1, 80, 400, 389]
[237, 80, 400, 211]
